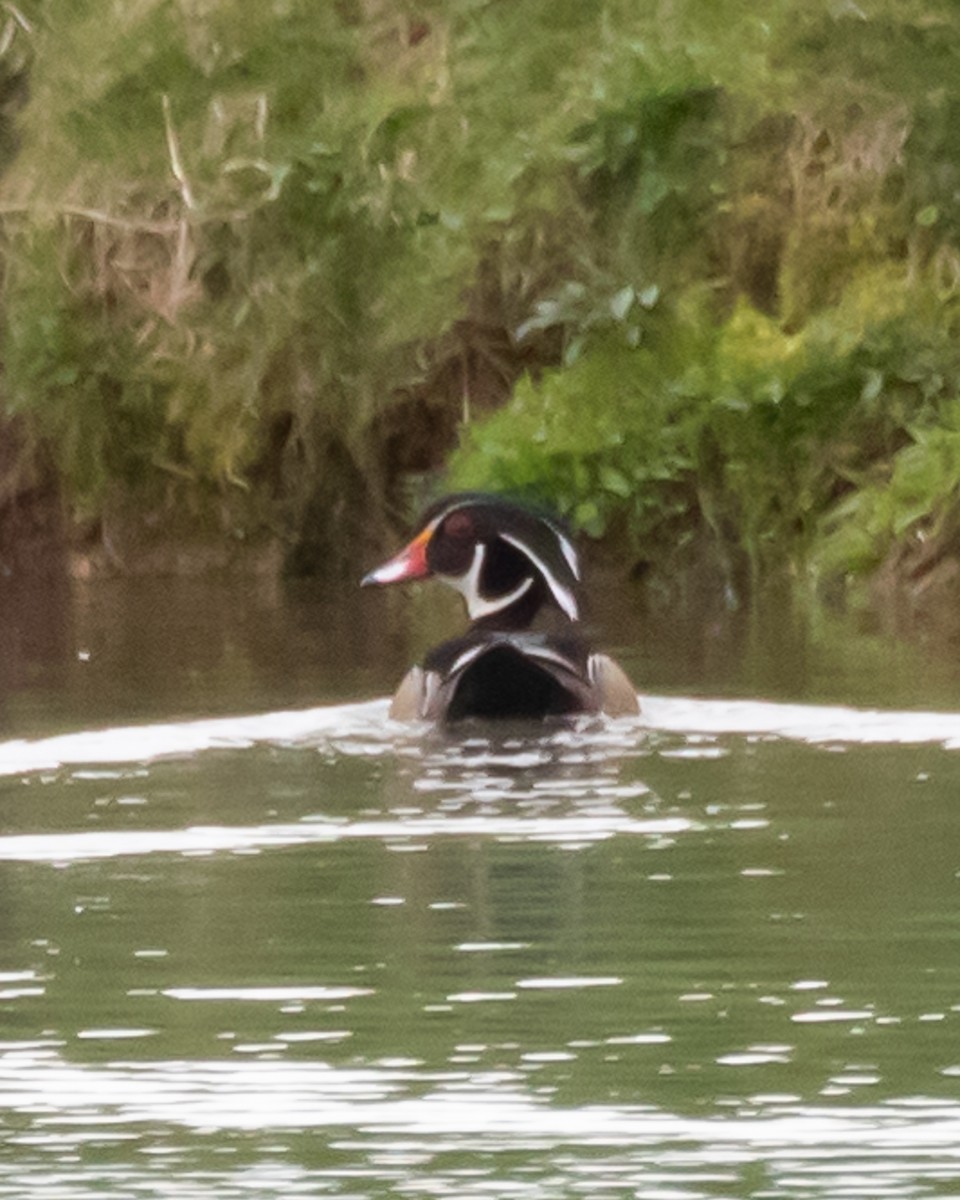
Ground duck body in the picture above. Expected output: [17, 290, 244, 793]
[362, 493, 640, 724]
[389, 630, 638, 722]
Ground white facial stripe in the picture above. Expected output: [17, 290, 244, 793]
[499, 532, 579, 621]
[428, 498, 475, 529]
[437, 542, 484, 609]
[439, 542, 535, 621]
[556, 529, 581, 580]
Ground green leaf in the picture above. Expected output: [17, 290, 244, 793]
[574, 499, 605, 536]
[599, 465, 632, 497]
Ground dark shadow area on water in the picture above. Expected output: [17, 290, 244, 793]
[3, 569, 960, 739]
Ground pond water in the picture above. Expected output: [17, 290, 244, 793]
[0, 575, 959, 1198]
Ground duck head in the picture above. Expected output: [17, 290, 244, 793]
[362, 493, 582, 629]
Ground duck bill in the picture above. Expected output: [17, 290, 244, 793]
[361, 526, 432, 587]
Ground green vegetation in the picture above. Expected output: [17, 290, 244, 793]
[2, 1, 960, 592]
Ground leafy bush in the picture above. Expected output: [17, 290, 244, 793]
[452, 265, 960, 578]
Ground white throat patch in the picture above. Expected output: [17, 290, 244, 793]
[440, 543, 534, 621]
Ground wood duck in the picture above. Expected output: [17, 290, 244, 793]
[362, 492, 640, 723]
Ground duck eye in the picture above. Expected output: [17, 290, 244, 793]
[443, 511, 474, 540]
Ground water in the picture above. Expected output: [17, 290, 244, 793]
[1, 576, 960, 1198]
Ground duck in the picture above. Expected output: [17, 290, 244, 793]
[361, 492, 640, 723]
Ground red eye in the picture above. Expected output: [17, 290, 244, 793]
[443, 511, 474, 539]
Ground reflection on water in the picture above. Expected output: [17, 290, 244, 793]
[5, 571, 960, 739]
[0, 577, 959, 1196]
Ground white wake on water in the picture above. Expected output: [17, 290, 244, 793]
[0, 693, 959, 777]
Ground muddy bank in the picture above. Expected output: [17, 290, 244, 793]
[0, 483, 284, 581]
[868, 515, 960, 645]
